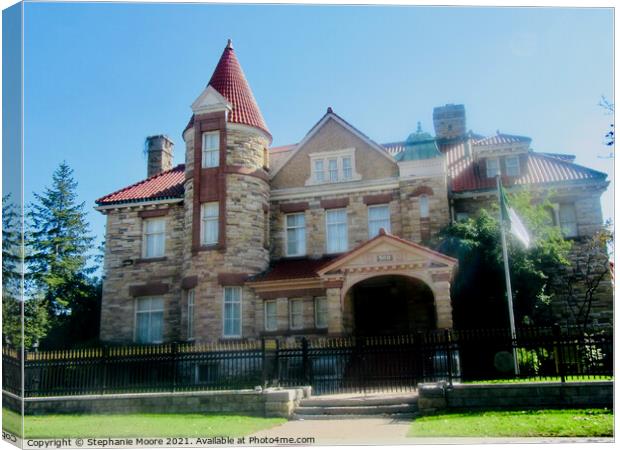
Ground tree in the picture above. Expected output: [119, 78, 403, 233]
[27, 162, 99, 349]
[433, 191, 571, 329]
[560, 228, 613, 332]
[2, 195, 49, 348]
[599, 96, 614, 151]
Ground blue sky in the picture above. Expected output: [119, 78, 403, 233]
[20, 3, 614, 252]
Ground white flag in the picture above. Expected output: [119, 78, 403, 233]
[500, 183, 531, 248]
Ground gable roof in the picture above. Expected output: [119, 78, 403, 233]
[474, 133, 531, 146]
[269, 108, 396, 178]
[250, 255, 337, 283]
[184, 40, 270, 139]
[96, 164, 185, 206]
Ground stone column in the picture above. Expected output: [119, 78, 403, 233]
[433, 281, 453, 328]
[326, 287, 343, 334]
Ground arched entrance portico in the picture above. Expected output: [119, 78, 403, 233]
[346, 274, 436, 336]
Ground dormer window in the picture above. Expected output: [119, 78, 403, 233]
[307, 148, 361, 186]
[486, 158, 500, 178]
[202, 131, 220, 168]
[505, 156, 520, 177]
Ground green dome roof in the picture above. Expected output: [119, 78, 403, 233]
[395, 122, 441, 162]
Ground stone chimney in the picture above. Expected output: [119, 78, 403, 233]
[146, 135, 174, 178]
[433, 104, 466, 139]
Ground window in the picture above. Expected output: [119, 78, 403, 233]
[326, 209, 348, 253]
[201, 202, 219, 245]
[264, 300, 277, 331]
[368, 204, 391, 238]
[187, 289, 195, 340]
[135, 297, 164, 344]
[285, 213, 306, 256]
[289, 299, 304, 330]
[486, 158, 500, 178]
[505, 156, 520, 177]
[314, 160, 325, 182]
[143, 218, 165, 258]
[223, 287, 242, 338]
[328, 159, 338, 182]
[419, 195, 430, 218]
[559, 204, 578, 238]
[202, 131, 220, 168]
[342, 157, 352, 180]
[315, 297, 328, 329]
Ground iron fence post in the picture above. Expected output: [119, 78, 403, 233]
[261, 339, 267, 388]
[301, 337, 310, 385]
[171, 342, 178, 392]
[552, 323, 565, 383]
[101, 346, 109, 395]
[21, 349, 28, 397]
[445, 329, 453, 387]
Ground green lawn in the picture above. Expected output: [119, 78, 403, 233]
[2, 409, 285, 438]
[409, 409, 613, 437]
[463, 376, 613, 384]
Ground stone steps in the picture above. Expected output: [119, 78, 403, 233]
[292, 393, 419, 420]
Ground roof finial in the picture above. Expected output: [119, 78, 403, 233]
[416, 121, 422, 133]
[327, 107, 333, 114]
[226, 39, 233, 49]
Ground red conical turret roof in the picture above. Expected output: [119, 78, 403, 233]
[206, 39, 270, 138]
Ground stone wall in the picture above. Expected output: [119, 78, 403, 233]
[100, 204, 185, 343]
[3, 388, 309, 418]
[418, 381, 612, 414]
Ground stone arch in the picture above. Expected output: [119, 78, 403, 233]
[410, 185, 434, 197]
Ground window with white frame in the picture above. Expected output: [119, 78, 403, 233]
[326, 209, 348, 253]
[187, 289, 195, 340]
[202, 131, 220, 168]
[135, 297, 164, 344]
[328, 159, 338, 182]
[289, 299, 304, 330]
[314, 160, 325, 183]
[486, 158, 500, 178]
[342, 157, 352, 180]
[285, 213, 306, 256]
[223, 287, 242, 338]
[419, 195, 430, 218]
[264, 300, 277, 331]
[559, 204, 578, 238]
[368, 204, 391, 238]
[201, 202, 219, 245]
[314, 297, 328, 329]
[307, 149, 360, 186]
[505, 156, 520, 177]
[143, 218, 166, 258]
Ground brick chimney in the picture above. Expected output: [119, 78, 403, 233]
[146, 135, 174, 177]
[433, 104, 466, 139]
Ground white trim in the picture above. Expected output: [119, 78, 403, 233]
[95, 198, 182, 212]
[486, 157, 500, 178]
[367, 204, 391, 238]
[325, 208, 348, 254]
[134, 296, 165, 344]
[222, 286, 242, 339]
[305, 148, 362, 186]
[270, 112, 395, 178]
[141, 217, 166, 259]
[270, 177, 399, 201]
[191, 85, 232, 115]
[284, 212, 306, 257]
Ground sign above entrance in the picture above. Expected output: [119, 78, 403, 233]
[376, 254, 394, 262]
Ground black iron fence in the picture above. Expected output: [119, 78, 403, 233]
[2, 326, 612, 397]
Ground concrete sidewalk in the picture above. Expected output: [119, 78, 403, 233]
[248, 418, 614, 446]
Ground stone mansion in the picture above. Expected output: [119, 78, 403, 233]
[96, 41, 610, 344]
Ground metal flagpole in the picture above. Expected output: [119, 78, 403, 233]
[496, 175, 520, 376]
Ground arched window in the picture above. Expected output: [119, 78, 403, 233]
[419, 195, 430, 218]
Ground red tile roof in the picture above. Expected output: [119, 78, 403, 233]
[96, 164, 185, 205]
[251, 256, 337, 282]
[474, 133, 531, 146]
[442, 139, 606, 192]
[184, 41, 270, 138]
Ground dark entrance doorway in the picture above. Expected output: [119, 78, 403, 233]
[351, 275, 436, 336]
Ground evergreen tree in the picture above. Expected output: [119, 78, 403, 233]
[28, 162, 99, 348]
